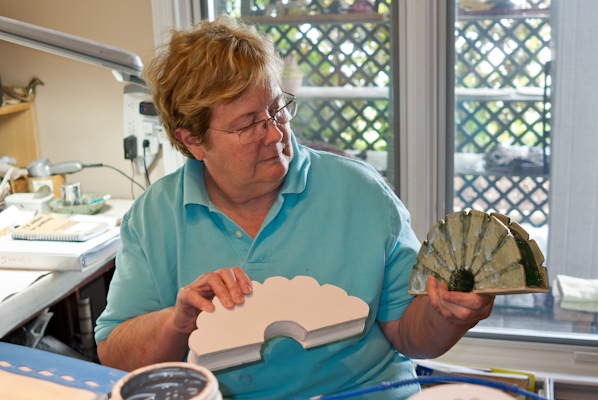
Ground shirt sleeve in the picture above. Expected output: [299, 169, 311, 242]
[94, 213, 163, 344]
[376, 193, 421, 322]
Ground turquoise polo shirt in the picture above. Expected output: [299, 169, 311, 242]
[95, 134, 422, 399]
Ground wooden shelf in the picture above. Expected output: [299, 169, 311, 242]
[295, 86, 388, 100]
[0, 102, 40, 167]
[457, 7, 549, 21]
[239, 12, 387, 25]
[0, 102, 32, 116]
[456, 87, 546, 101]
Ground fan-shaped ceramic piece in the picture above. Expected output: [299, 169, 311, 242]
[408, 210, 549, 295]
[188, 276, 370, 371]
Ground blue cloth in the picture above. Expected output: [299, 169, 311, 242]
[95, 135, 421, 399]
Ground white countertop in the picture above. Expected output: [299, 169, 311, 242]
[0, 198, 134, 338]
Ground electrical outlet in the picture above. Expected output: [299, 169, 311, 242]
[124, 135, 138, 160]
[123, 85, 161, 174]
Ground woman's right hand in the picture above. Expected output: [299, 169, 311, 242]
[171, 266, 253, 334]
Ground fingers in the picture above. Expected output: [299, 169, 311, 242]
[442, 289, 494, 310]
[426, 275, 495, 325]
[172, 267, 253, 333]
[232, 266, 253, 295]
[426, 275, 441, 311]
[192, 267, 253, 308]
[178, 285, 217, 313]
[173, 286, 217, 334]
[427, 276, 454, 319]
[209, 267, 248, 308]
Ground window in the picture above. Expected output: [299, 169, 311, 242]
[451, 0, 598, 345]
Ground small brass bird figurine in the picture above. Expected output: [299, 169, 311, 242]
[2, 77, 44, 103]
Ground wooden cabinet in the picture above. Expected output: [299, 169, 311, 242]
[0, 102, 40, 168]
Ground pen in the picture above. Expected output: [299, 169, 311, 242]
[88, 194, 111, 204]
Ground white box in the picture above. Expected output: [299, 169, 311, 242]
[4, 193, 55, 213]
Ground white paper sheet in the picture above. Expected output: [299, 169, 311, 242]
[0, 269, 51, 302]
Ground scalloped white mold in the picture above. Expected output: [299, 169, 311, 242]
[188, 276, 370, 371]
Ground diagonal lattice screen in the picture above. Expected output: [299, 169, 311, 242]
[211, 0, 551, 225]
[264, 20, 390, 151]
[215, 0, 392, 154]
[454, 0, 551, 227]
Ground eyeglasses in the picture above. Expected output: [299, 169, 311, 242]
[208, 91, 297, 145]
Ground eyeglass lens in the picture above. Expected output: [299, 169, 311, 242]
[238, 98, 297, 144]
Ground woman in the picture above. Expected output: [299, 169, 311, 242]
[95, 15, 494, 399]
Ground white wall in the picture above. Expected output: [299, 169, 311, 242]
[0, 0, 162, 199]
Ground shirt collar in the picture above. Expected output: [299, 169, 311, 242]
[279, 132, 310, 195]
[182, 131, 311, 207]
[182, 158, 211, 207]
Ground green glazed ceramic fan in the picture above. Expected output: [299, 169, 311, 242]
[408, 210, 549, 295]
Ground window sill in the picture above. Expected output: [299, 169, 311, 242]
[436, 335, 598, 382]
[294, 86, 388, 100]
[293, 86, 545, 101]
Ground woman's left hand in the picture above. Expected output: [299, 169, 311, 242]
[426, 275, 495, 328]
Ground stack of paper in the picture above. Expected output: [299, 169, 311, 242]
[0, 228, 120, 271]
[0, 208, 122, 271]
[0, 269, 50, 302]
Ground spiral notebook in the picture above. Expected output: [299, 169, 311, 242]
[11, 214, 108, 242]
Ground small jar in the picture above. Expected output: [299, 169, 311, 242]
[60, 182, 82, 206]
[111, 362, 222, 400]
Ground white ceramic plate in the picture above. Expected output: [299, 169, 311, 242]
[408, 383, 516, 400]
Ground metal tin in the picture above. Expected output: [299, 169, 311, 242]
[60, 182, 82, 206]
[111, 362, 222, 400]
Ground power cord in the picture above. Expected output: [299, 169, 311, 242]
[83, 163, 146, 192]
[130, 160, 136, 199]
[143, 140, 151, 186]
